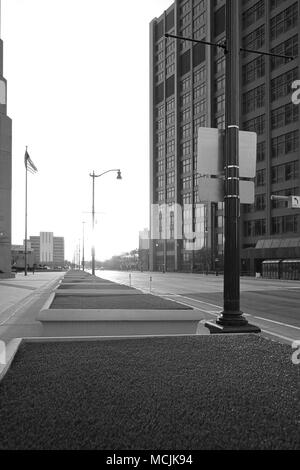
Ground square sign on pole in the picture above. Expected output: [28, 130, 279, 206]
[197, 128, 224, 176]
[239, 131, 257, 178]
[197, 127, 256, 204]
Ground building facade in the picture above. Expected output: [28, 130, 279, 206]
[11, 244, 34, 271]
[150, 0, 300, 274]
[29, 232, 65, 267]
[0, 35, 13, 278]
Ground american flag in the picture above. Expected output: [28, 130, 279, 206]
[24, 149, 38, 174]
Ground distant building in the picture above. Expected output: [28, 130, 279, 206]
[139, 228, 150, 271]
[0, 32, 13, 277]
[29, 232, 65, 267]
[11, 244, 34, 271]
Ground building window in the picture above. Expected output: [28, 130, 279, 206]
[215, 56, 225, 74]
[256, 169, 266, 186]
[242, 0, 264, 29]
[271, 161, 299, 183]
[215, 76, 225, 92]
[182, 159, 192, 174]
[181, 141, 192, 157]
[242, 25, 265, 54]
[215, 94, 225, 113]
[167, 156, 175, 169]
[167, 171, 175, 186]
[243, 114, 265, 134]
[181, 108, 192, 122]
[257, 142, 266, 162]
[271, 68, 298, 101]
[182, 193, 192, 204]
[157, 145, 164, 159]
[242, 85, 265, 113]
[194, 66, 206, 83]
[194, 83, 207, 99]
[157, 160, 164, 173]
[271, 103, 299, 129]
[157, 119, 164, 131]
[157, 132, 164, 144]
[166, 112, 175, 126]
[181, 92, 191, 107]
[166, 127, 175, 140]
[166, 187, 175, 200]
[157, 175, 164, 188]
[242, 56, 265, 85]
[166, 98, 175, 112]
[271, 34, 298, 70]
[215, 114, 225, 129]
[158, 190, 164, 203]
[270, 3, 298, 40]
[194, 115, 207, 132]
[194, 99, 206, 115]
[157, 105, 164, 117]
[182, 176, 192, 189]
[167, 140, 175, 154]
[272, 215, 298, 234]
[271, 130, 299, 158]
[181, 123, 192, 139]
[255, 194, 266, 211]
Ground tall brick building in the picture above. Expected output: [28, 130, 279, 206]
[150, 0, 300, 274]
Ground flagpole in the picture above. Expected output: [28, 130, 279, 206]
[24, 146, 28, 276]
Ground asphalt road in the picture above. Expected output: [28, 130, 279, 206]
[95, 270, 300, 344]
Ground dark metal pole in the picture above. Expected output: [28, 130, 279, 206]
[24, 156, 28, 277]
[220, 0, 244, 323]
[91, 171, 95, 276]
[206, 0, 260, 333]
[82, 221, 85, 271]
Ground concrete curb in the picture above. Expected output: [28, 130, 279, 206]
[54, 289, 143, 296]
[0, 338, 22, 382]
[1, 332, 259, 381]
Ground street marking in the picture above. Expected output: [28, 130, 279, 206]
[260, 329, 296, 345]
[0, 294, 36, 326]
[177, 295, 222, 310]
[252, 315, 300, 331]
[162, 296, 219, 315]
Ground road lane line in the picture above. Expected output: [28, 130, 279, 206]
[259, 330, 296, 344]
[251, 315, 300, 331]
[176, 295, 223, 310]
[177, 294, 300, 332]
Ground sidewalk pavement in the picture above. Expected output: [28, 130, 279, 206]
[0, 272, 64, 316]
[0, 272, 65, 333]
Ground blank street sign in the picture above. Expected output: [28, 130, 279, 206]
[197, 128, 224, 176]
[197, 127, 257, 178]
[198, 179, 254, 204]
[198, 177, 223, 203]
[240, 180, 254, 204]
[239, 131, 257, 178]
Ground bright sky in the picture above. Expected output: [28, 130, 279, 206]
[2, 0, 171, 262]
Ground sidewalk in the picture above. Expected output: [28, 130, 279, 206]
[0, 270, 299, 450]
[0, 272, 64, 316]
[0, 271, 65, 340]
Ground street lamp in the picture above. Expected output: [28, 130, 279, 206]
[82, 221, 86, 271]
[89, 169, 122, 276]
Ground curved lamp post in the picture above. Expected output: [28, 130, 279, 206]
[89, 169, 122, 275]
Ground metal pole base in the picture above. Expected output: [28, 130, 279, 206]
[205, 319, 261, 334]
